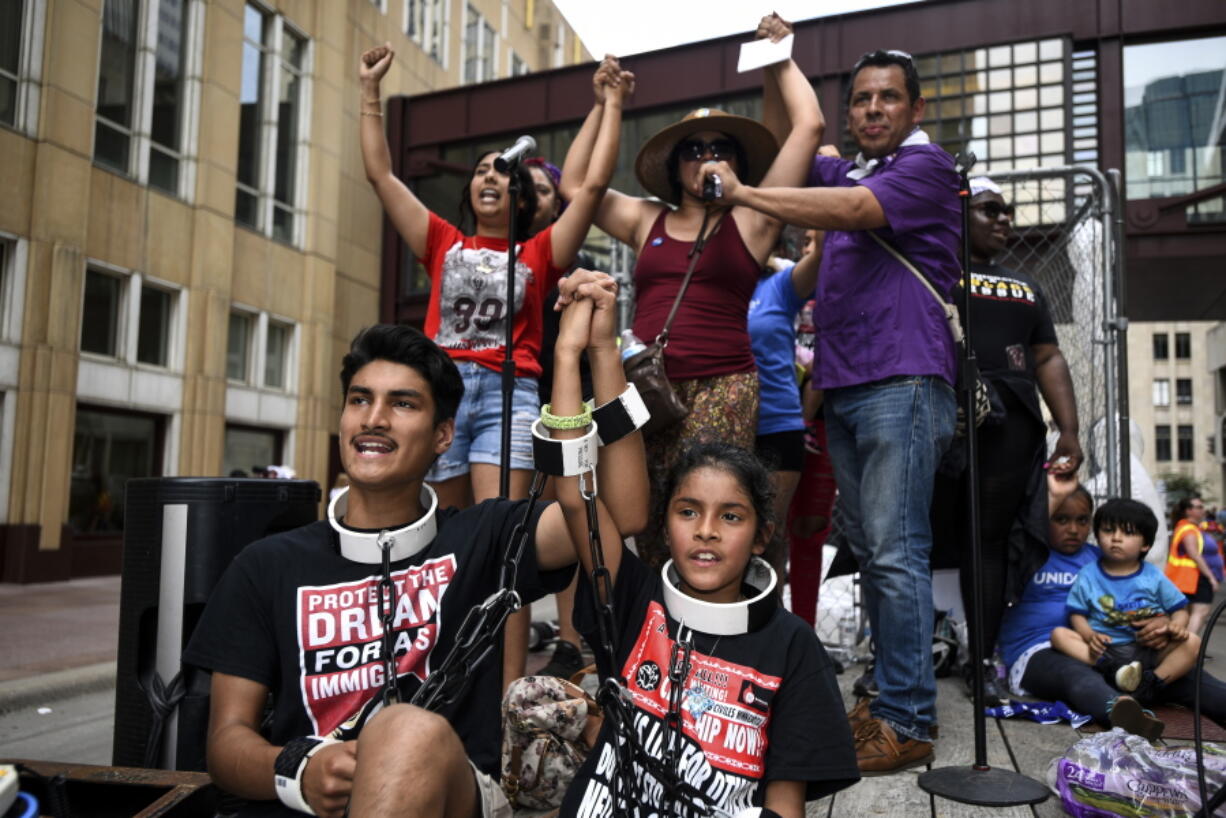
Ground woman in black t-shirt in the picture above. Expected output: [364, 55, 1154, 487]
[929, 177, 1083, 705]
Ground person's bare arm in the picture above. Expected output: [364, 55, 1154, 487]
[551, 72, 632, 267]
[709, 161, 887, 231]
[1033, 342, 1082, 476]
[1069, 613, 1109, 660]
[1168, 608, 1191, 641]
[789, 231, 824, 299]
[763, 779, 806, 818]
[359, 44, 430, 258]
[207, 673, 357, 817]
[1183, 532, 1221, 590]
[559, 58, 654, 250]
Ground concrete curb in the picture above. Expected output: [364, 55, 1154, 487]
[0, 662, 116, 714]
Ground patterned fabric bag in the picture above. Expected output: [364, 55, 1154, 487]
[500, 670, 602, 809]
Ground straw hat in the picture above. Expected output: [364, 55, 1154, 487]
[634, 108, 779, 204]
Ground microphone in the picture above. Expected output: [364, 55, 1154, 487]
[494, 135, 537, 172]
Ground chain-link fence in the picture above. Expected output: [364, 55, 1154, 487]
[815, 165, 1128, 661]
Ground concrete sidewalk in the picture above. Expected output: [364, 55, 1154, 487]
[0, 575, 120, 712]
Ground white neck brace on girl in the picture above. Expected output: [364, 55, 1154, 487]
[327, 485, 438, 563]
[661, 557, 778, 636]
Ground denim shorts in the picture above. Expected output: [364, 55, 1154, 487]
[428, 361, 539, 482]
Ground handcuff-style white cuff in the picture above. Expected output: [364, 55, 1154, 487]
[592, 383, 651, 446]
[661, 556, 778, 635]
[328, 484, 437, 563]
[531, 418, 599, 477]
[274, 736, 340, 814]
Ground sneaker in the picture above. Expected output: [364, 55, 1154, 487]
[1108, 695, 1164, 741]
[854, 718, 935, 775]
[1132, 669, 1166, 706]
[963, 660, 1007, 707]
[853, 663, 878, 699]
[538, 639, 585, 680]
[1099, 659, 1142, 692]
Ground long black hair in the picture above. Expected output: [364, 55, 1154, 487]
[457, 150, 538, 238]
[664, 134, 749, 204]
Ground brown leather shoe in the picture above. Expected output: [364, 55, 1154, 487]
[854, 717, 935, 775]
[848, 698, 939, 739]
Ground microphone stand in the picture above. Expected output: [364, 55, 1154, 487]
[917, 152, 1049, 807]
[498, 166, 521, 498]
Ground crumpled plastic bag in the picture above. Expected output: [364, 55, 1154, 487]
[1048, 728, 1226, 817]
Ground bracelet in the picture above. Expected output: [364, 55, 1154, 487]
[592, 383, 650, 446]
[531, 418, 598, 477]
[361, 110, 383, 117]
[275, 736, 339, 814]
[540, 401, 593, 430]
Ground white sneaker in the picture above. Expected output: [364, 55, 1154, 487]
[1115, 660, 1143, 692]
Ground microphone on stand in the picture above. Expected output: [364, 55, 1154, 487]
[494, 135, 537, 172]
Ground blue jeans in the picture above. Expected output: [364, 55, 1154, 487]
[825, 375, 955, 741]
[427, 361, 539, 482]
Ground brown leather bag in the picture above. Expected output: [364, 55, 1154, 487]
[623, 210, 720, 438]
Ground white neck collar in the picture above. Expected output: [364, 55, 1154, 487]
[847, 127, 931, 180]
[661, 557, 778, 636]
[327, 485, 438, 563]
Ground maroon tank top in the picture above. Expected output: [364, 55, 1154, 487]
[632, 210, 759, 381]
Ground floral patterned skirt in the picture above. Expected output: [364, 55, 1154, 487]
[636, 370, 759, 570]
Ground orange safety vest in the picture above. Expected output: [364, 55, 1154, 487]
[1166, 519, 1204, 594]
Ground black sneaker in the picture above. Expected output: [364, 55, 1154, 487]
[963, 660, 1006, 706]
[538, 639, 585, 680]
[853, 663, 878, 698]
[1132, 669, 1166, 706]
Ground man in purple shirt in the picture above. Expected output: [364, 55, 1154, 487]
[705, 50, 959, 774]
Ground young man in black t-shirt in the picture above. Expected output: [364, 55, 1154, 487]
[184, 269, 645, 817]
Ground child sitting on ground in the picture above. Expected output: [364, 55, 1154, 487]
[1050, 498, 1201, 703]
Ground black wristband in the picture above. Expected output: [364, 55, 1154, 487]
[592, 383, 650, 446]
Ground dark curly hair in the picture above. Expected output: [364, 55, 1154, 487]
[654, 442, 781, 568]
[457, 150, 538, 238]
[340, 324, 463, 424]
[847, 49, 922, 105]
[1171, 495, 1204, 529]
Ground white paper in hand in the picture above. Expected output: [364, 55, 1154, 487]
[737, 34, 793, 73]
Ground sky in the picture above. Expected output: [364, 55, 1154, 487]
[552, 1, 921, 59]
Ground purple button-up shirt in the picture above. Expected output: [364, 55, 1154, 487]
[808, 142, 960, 389]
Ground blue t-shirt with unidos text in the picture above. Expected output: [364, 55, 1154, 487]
[1066, 560, 1188, 644]
[999, 543, 1099, 669]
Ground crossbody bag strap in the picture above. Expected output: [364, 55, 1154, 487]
[656, 208, 721, 349]
[868, 230, 965, 346]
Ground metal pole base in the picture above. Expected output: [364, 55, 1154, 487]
[918, 765, 1050, 807]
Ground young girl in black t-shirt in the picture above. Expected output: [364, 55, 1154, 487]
[559, 438, 860, 817]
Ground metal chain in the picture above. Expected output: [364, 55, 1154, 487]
[409, 472, 547, 713]
[376, 531, 400, 708]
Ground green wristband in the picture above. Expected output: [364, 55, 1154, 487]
[540, 401, 593, 430]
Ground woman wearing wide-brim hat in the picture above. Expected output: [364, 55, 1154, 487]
[559, 14, 825, 568]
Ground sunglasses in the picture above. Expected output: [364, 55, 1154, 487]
[852, 49, 914, 72]
[973, 202, 1015, 219]
[676, 138, 738, 162]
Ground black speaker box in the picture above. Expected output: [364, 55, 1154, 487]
[113, 478, 321, 771]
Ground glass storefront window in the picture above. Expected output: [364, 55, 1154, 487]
[223, 424, 282, 477]
[69, 406, 161, 532]
[1124, 35, 1226, 222]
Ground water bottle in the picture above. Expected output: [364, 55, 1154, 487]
[620, 329, 647, 362]
[839, 611, 857, 650]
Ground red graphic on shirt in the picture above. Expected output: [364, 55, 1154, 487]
[621, 602, 779, 778]
[295, 556, 456, 736]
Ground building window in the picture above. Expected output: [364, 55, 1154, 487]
[81, 270, 124, 357]
[509, 50, 527, 77]
[1176, 332, 1192, 359]
[1176, 378, 1193, 405]
[463, 5, 494, 84]
[136, 284, 173, 366]
[1155, 425, 1172, 462]
[81, 266, 182, 368]
[223, 423, 284, 477]
[369, 0, 387, 12]
[227, 307, 295, 390]
[227, 310, 254, 381]
[1124, 35, 1226, 222]
[236, 4, 310, 244]
[1153, 378, 1170, 407]
[1178, 424, 1194, 461]
[1153, 332, 1169, 359]
[404, 0, 446, 65]
[94, 0, 201, 196]
[68, 405, 163, 533]
[0, 0, 46, 135]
